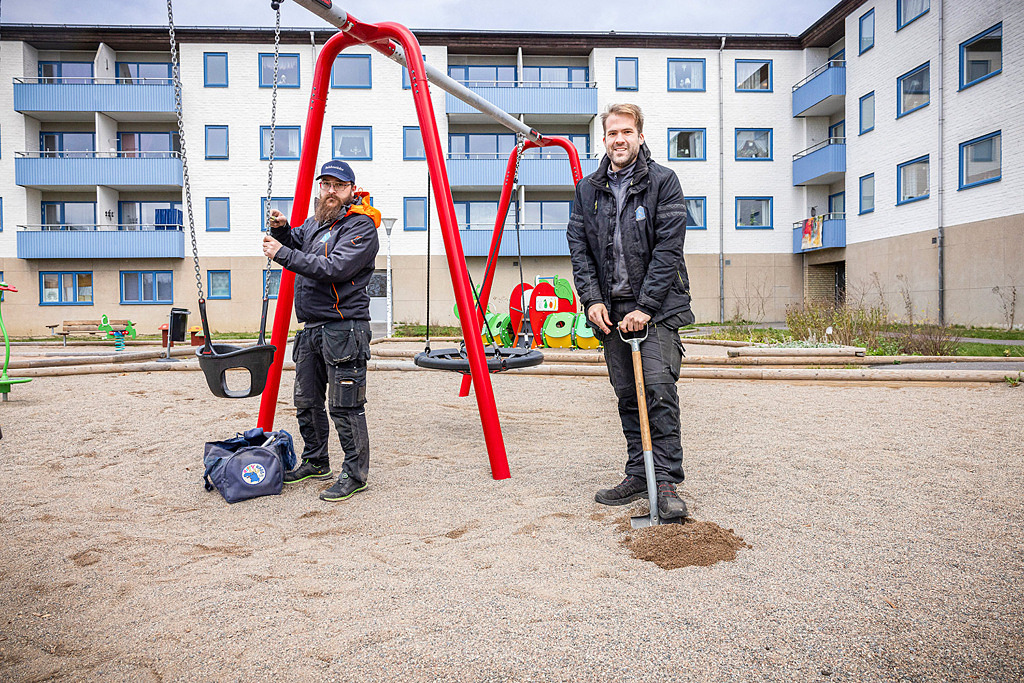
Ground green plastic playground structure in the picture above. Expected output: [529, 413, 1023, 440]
[0, 282, 32, 401]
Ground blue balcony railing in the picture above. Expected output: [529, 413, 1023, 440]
[792, 138, 846, 186]
[792, 214, 846, 253]
[459, 227, 569, 257]
[446, 83, 598, 117]
[447, 155, 600, 188]
[13, 78, 176, 115]
[792, 60, 845, 117]
[15, 152, 183, 188]
[16, 224, 185, 259]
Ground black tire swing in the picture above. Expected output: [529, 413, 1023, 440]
[167, 0, 278, 399]
[413, 136, 543, 375]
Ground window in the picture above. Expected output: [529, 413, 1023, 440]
[454, 200, 514, 231]
[960, 24, 1002, 89]
[205, 125, 228, 159]
[667, 59, 705, 91]
[522, 66, 589, 88]
[38, 61, 92, 84]
[206, 197, 230, 231]
[261, 126, 300, 160]
[402, 54, 426, 89]
[448, 65, 516, 87]
[960, 131, 1001, 190]
[332, 54, 371, 88]
[897, 63, 930, 117]
[121, 271, 173, 304]
[736, 60, 772, 91]
[859, 10, 875, 54]
[204, 52, 228, 87]
[40, 132, 94, 157]
[40, 272, 93, 305]
[119, 201, 182, 229]
[259, 53, 299, 88]
[735, 129, 772, 160]
[208, 271, 231, 300]
[0, 197, 3, 232]
[404, 127, 426, 160]
[859, 174, 875, 214]
[828, 192, 845, 216]
[118, 132, 179, 157]
[449, 133, 516, 159]
[897, 156, 929, 204]
[898, 0, 929, 30]
[524, 201, 572, 229]
[264, 270, 281, 299]
[332, 126, 372, 160]
[735, 197, 772, 229]
[859, 92, 875, 134]
[261, 197, 293, 231]
[686, 197, 706, 230]
[615, 58, 638, 91]
[668, 129, 706, 160]
[42, 201, 96, 228]
[829, 49, 846, 62]
[404, 197, 428, 231]
[829, 120, 845, 139]
[115, 62, 172, 83]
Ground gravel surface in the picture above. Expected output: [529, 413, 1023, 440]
[0, 368, 1022, 681]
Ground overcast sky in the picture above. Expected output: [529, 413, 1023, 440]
[4, 0, 840, 35]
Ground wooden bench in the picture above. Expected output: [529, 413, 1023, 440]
[46, 319, 133, 346]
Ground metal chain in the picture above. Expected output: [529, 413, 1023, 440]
[166, 0, 204, 301]
[262, 8, 282, 300]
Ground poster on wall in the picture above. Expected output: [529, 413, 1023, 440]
[801, 216, 823, 250]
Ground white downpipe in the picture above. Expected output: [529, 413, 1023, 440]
[936, 0, 946, 324]
[718, 36, 726, 323]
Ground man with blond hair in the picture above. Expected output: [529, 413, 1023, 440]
[567, 103, 693, 520]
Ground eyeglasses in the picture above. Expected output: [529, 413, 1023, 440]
[319, 180, 353, 192]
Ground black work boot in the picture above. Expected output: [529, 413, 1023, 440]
[284, 460, 333, 484]
[657, 482, 689, 520]
[594, 475, 647, 506]
[319, 472, 367, 502]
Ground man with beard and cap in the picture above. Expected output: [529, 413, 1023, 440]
[566, 103, 694, 520]
[262, 160, 381, 502]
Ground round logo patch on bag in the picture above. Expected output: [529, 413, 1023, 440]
[241, 463, 267, 485]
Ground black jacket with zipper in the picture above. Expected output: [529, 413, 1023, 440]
[270, 212, 379, 323]
[567, 142, 691, 323]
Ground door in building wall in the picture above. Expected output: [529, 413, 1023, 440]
[367, 269, 387, 336]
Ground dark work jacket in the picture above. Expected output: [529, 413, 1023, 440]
[270, 212, 379, 323]
[567, 143, 691, 323]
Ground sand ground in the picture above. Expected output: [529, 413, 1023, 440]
[0, 363, 1022, 681]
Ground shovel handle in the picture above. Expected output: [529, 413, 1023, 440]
[620, 327, 653, 454]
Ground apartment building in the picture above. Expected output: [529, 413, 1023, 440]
[0, 0, 1019, 336]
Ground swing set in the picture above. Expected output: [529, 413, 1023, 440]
[170, 0, 584, 480]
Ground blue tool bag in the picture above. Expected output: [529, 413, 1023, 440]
[202, 428, 296, 504]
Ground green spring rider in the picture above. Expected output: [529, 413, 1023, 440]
[0, 282, 32, 401]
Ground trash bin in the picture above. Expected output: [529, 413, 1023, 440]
[169, 308, 190, 343]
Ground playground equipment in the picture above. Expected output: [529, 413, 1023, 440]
[98, 314, 136, 351]
[0, 282, 32, 401]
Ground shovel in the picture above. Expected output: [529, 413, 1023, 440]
[620, 326, 676, 529]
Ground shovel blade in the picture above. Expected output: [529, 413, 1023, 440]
[631, 513, 658, 528]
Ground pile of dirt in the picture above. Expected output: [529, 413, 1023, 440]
[622, 520, 751, 569]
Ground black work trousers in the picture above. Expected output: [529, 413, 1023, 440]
[602, 300, 692, 484]
[292, 320, 371, 484]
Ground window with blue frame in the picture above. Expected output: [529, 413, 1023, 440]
[38, 61, 92, 84]
[685, 197, 706, 230]
[668, 59, 705, 91]
[859, 92, 875, 133]
[828, 192, 846, 216]
[118, 201, 182, 229]
[960, 24, 1001, 89]
[115, 62, 172, 83]
[121, 271, 173, 304]
[260, 126, 300, 160]
[736, 197, 772, 229]
[522, 133, 590, 158]
[448, 65, 516, 87]
[0, 197, 3, 232]
[118, 131, 179, 157]
[332, 54, 371, 88]
[332, 126, 372, 160]
[859, 9, 875, 54]
[735, 129, 772, 160]
[615, 58, 638, 91]
[40, 132, 94, 157]
[205, 125, 228, 159]
[454, 200, 515, 230]
[261, 197, 293, 231]
[404, 197, 428, 231]
[402, 54, 426, 89]
[204, 52, 228, 87]
[897, 156, 929, 204]
[960, 131, 1001, 190]
[206, 197, 230, 231]
[897, 63, 930, 117]
[404, 127, 426, 160]
[208, 271, 231, 299]
[736, 60, 772, 91]
[40, 272, 93, 304]
[829, 120, 845, 139]
[522, 65, 589, 87]
[449, 133, 516, 159]
[524, 201, 572, 229]
[859, 174, 875, 214]
[42, 201, 96, 228]
[829, 49, 846, 63]
[264, 270, 281, 299]
[898, 0, 929, 30]
[259, 53, 299, 87]
[668, 129, 705, 160]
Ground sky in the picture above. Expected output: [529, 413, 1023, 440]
[3, 0, 841, 36]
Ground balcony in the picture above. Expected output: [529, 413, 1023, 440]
[459, 227, 569, 257]
[15, 152, 183, 191]
[447, 154, 600, 189]
[445, 81, 598, 123]
[792, 214, 846, 253]
[792, 138, 846, 186]
[13, 77, 177, 121]
[792, 60, 845, 118]
[16, 225, 186, 260]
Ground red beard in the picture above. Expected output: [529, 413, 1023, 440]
[315, 196, 344, 225]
